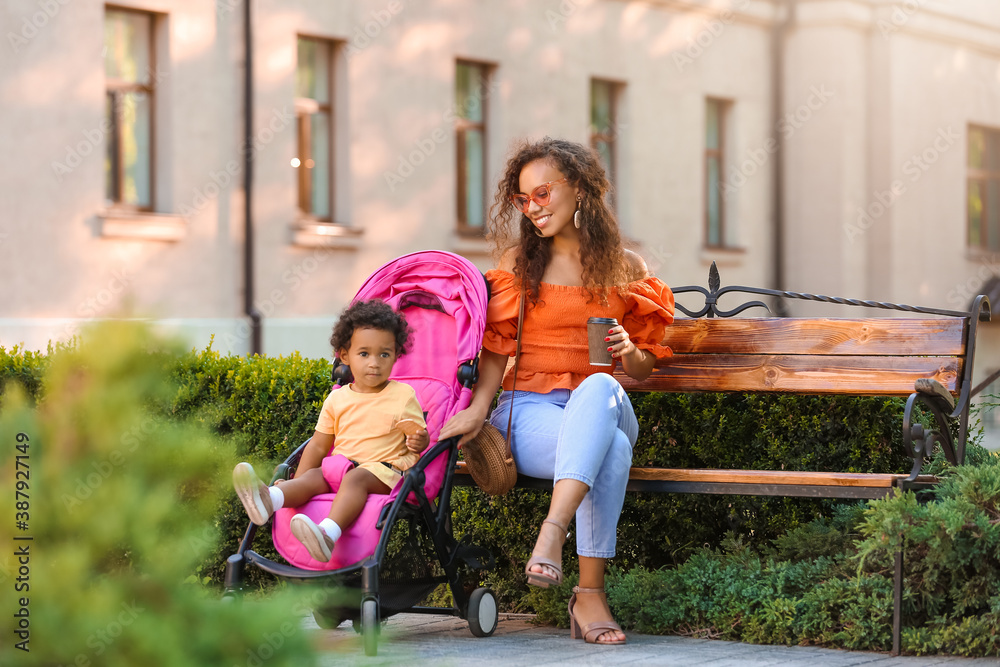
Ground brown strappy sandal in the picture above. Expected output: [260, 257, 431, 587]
[567, 586, 627, 645]
[524, 518, 568, 588]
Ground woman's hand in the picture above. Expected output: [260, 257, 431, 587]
[440, 406, 488, 449]
[440, 347, 507, 448]
[607, 325, 657, 381]
[606, 325, 639, 361]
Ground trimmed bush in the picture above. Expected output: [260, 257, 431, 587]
[166, 345, 333, 460]
[1, 345, 934, 592]
[0, 344, 50, 405]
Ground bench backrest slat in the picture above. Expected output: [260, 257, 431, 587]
[661, 318, 966, 356]
[616, 354, 960, 395]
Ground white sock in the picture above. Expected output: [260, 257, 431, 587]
[269, 485, 284, 511]
[319, 518, 342, 543]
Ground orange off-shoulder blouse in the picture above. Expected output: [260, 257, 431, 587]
[483, 270, 675, 394]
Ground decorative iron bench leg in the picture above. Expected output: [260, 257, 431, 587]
[892, 545, 903, 656]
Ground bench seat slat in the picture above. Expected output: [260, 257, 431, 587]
[453, 463, 938, 492]
[662, 318, 966, 356]
[628, 468, 899, 487]
[615, 354, 960, 395]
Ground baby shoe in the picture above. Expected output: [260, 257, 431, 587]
[233, 462, 273, 526]
[290, 514, 336, 562]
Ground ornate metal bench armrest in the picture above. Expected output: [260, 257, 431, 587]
[914, 378, 956, 413]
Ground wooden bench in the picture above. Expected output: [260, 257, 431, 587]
[453, 263, 992, 654]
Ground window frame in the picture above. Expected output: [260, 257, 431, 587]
[968, 124, 1000, 252]
[704, 97, 731, 249]
[455, 60, 491, 236]
[590, 78, 621, 210]
[104, 6, 156, 212]
[295, 36, 336, 223]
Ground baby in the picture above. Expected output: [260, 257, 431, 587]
[233, 299, 429, 561]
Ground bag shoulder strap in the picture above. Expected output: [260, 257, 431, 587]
[504, 281, 527, 455]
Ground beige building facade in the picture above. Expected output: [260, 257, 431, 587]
[2, 1, 1000, 392]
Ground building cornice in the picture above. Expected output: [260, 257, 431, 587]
[610, 0, 1000, 56]
[609, 0, 782, 28]
[791, 0, 1000, 57]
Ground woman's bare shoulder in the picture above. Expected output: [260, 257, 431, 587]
[624, 249, 649, 281]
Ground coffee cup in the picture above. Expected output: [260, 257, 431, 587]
[587, 317, 618, 366]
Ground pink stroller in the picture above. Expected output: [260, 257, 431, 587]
[222, 251, 498, 656]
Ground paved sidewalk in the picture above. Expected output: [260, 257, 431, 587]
[311, 612, 1000, 666]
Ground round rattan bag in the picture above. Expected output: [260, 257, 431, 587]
[463, 422, 517, 496]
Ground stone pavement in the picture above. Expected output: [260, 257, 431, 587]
[310, 612, 1000, 666]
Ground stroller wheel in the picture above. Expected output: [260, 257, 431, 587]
[361, 599, 379, 656]
[312, 609, 342, 630]
[467, 588, 499, 637]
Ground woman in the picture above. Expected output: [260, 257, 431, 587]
[440, 138, 674, 645]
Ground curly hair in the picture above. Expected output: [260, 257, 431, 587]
[487, 137, 629, 305]
[330, 299, 412, 356]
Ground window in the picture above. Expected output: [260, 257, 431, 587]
[705, 99, 730, 248]
[590, 79, 620, 206]
[295, 37, 334, 221]
[104, 8, 154, 210]
[973, 374, 1000, 452]
[455, 61, 490, 233]
[968, 125, 1000, 251]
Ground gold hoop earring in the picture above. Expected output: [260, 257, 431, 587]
[534, 228, 545, 238]
[574, 197, 582, 229]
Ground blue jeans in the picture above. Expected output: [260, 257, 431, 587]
[489, 373, 638, 558]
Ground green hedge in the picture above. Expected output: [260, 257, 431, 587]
[4, 340, 997, 655]
[0, 344, 919, 594]
[0, 344, 51, 404]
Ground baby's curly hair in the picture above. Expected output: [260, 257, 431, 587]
[330, 299, 412, 356]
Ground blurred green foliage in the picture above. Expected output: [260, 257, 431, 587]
[0, 324, 316, 666]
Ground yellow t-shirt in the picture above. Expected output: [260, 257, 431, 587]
[315, 380, 426, 474]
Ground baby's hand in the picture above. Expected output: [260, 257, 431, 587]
[397, 418, 429, 453]
[406, 429, 429, 453]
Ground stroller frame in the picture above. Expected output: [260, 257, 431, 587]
[222, 252, 497, 656]
[223, 422, 498, 655]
